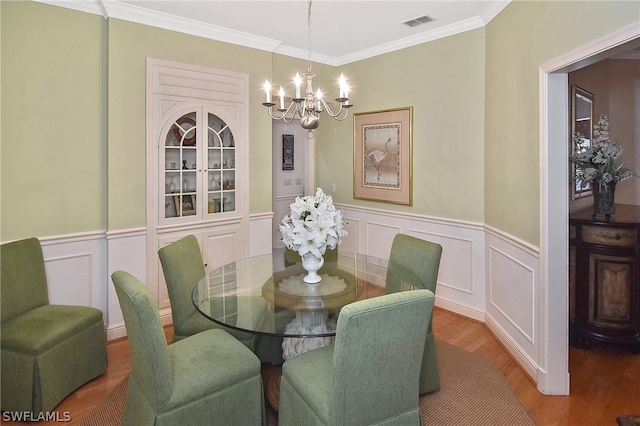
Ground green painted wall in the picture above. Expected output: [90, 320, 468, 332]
[317, 29, 486, 222]
[1, 2, 106, 240]
[106, 18, 273, 230]
[484, 0, 639, 245]
[2, 1, 638, 246]
[1, 2, 274, 238]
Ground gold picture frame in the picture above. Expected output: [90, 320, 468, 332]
[354, 107, 413, 205]
[571, 86, 594, 199]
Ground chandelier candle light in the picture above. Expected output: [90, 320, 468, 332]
[262, 0, 352, 135]
[280, 188, 347, 283]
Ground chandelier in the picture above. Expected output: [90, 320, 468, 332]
[262, 0, 353, 134]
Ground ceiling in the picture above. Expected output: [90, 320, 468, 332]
[40, 0, 510, 65]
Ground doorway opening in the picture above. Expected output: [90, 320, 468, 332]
[541, 24, 639, 395]
[271, 120, 316, 250]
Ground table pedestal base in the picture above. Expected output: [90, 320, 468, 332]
[282, 310, 336, 360]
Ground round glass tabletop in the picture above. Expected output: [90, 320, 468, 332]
[192, 251, 420, 338]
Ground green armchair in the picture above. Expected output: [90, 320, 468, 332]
[1, 237, 107, 413]
[111, 270, 264, 426]
[386, 233, 443, 394]
[278, 290, 434, 426]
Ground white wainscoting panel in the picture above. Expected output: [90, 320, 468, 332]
[40, 232, 107, 316]
[484, 227, 540, 379]
[249, 212, 273, 257]
[488, 245, 535, 343]
[28, 207, 544, 386]
[364, 221, 401, 259]
[337, 204, 486, 319]
[408, 228, 485, 318]
[106, 228, 148, 340]
[340, 216, 360, 253]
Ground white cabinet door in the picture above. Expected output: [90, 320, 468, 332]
[201, 224, 243, 273]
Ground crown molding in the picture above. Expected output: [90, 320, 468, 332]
[335, 16, 487, 66]
[101, 0, 283, 53]
[35, 0, 283, 53]
[273, 45, 338, 67]
[35, 0, 105, 17]
[35, 0, 512, 66]
[277, 0, 511, 66]
[479, 0, 511, 25]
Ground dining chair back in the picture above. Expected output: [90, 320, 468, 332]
[386, 233, 443, 394]
[158, 235, 210, 342]
[111, 270, 264, 426]
[278, 289, 434, 426]
[158, 235, 258, 345]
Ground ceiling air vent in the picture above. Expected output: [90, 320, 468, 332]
[402, 15, 434, 28]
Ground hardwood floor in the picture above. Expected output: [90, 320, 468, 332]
[3, 309, 638, 425]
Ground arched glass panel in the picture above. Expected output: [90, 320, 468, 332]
[164, 111, 198, 218]
[207, 113, 236, 214]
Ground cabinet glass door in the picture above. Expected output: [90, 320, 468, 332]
[164, 111, 198, 219]
[206, 113, 236, 215]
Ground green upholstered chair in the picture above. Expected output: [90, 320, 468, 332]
[1, 237, 107, 413]
[111, 270, 264, 426]
[158, 235, 261, 348]
[278, 290, 434, 426]
[386, 233, 443, 394]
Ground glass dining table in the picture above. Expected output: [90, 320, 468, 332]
[191, 250, 418, 360]
[191, 250, 421, 411]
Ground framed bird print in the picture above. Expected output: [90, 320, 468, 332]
[354, 107, 412, 205]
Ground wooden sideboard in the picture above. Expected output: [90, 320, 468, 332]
[569, 204, 640, 352]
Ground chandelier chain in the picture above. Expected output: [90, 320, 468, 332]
[307, 0, 313, 73]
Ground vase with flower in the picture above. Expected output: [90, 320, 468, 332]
[571, 115, 633, 220]
[280, 188, 347, 283]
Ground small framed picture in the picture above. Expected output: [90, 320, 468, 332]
[354, 107, 412, 205]
[175, 194, 196, 216]
[283, 134, 294, 170]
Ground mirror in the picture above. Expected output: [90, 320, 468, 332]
[571, 86, 594, 199]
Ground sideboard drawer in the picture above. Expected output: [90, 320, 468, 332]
[582, 225, 637, 246]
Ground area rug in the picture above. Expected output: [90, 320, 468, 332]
[78, 340, 534, 425]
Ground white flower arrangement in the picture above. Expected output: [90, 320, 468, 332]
[571, 115, 633, 192]
[280, 188, 347, 258]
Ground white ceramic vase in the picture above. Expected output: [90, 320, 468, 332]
[301, 252, 324, 283]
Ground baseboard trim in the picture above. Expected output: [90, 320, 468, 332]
[435, 297, 485, 322]
[107, 309, 173, 341]
[485, 313, 538, 381]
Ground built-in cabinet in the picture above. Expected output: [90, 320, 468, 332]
[147, 58, 249, 309]
[161, 110, 237, 222]
[569, 204, 640, 352]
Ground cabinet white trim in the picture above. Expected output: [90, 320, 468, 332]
[146, 58, 249, 307]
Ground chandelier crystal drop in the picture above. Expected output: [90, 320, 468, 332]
[262, 0, 353, 135]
